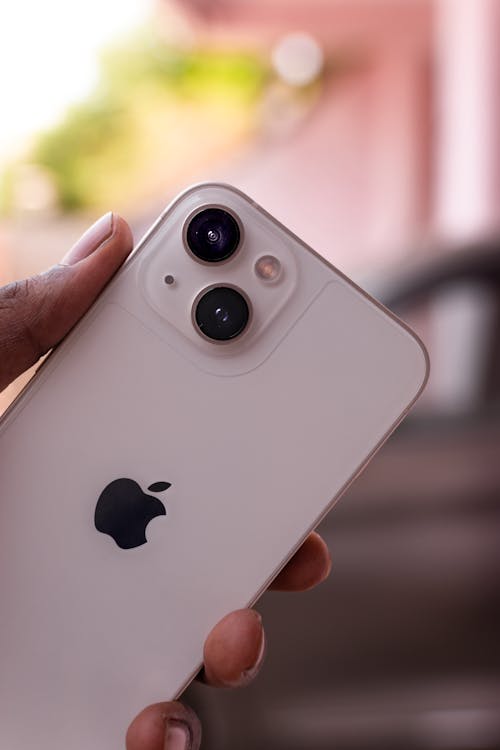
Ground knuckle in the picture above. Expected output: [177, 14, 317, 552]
[0, 276, 45, 361]
[0, 278, 31, 306]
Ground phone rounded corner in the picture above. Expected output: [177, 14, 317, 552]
[406, 326, 431, 404]
[176, 181, 250, 204]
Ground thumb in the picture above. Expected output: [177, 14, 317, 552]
[126, 701, 202, 750]
[0, 212, 133, 392]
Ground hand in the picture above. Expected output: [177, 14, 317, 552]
[0, 212, 332, 749]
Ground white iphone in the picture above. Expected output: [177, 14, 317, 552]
[0, 183, 429, 749]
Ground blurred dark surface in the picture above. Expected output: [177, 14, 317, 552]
[184, 239, 500, 749]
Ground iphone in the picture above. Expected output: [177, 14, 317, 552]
[0, 183, 429, 749]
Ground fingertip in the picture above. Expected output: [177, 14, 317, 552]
[202, 609, 265, 688]
[269, 531, 332, 592]
[66, 213, 134, 298]
[110, 213, 134, 259]
[312, 530, 332, 580]
[62, 212, 134, 268]
[83, 212, 134, 269]
[126, 701, 201, 750]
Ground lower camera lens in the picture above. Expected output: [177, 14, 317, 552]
[186, 208, 241, 263]
[194, 286, 250, 341]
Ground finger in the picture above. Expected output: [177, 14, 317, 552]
[0, 212, 133, 392]
[200, 608, 265, 688]
[269, 531, 331, 591]
[126, 700, 201, 750]
[198, 534, 330, 688]
[61, 211, 118, 265]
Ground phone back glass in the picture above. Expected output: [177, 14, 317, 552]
[0, 185, 428, 749]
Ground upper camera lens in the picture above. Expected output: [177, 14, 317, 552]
[186, 208, 241, 263]
[194, 286, 250, 341]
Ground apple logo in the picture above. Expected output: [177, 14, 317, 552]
[94, 478, 171, 549]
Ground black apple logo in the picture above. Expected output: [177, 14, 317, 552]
[94, 478, 171, 549]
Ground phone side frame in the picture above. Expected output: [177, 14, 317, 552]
[0, 182, 430, 699]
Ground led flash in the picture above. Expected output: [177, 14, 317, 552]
[255, 255, 281, 282]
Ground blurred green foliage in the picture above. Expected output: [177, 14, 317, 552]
[26, 33, 267, 211]
[33, 98, 127, 211]
[99, 35, 266, 100]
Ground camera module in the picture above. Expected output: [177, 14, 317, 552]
[186, 207, 241, 263]
[194, 286, 250, 342]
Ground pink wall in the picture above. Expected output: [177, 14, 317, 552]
[191, 1, 433, 273]
[221, 55, 430, 272]
[176, 0, 500, 273]
[434, 0, 500, 240]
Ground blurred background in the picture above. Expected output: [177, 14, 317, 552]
[1, 0, 500, 747]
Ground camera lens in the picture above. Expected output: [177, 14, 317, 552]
[194, 286, 250, 341]
[186, 208, 241, 263]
